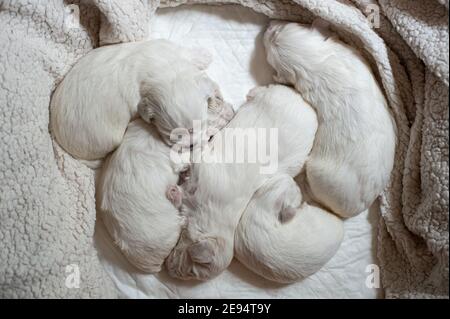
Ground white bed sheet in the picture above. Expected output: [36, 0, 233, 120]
[94, 4, 381, 299]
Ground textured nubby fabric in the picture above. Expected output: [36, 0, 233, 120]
[0, 0, 156, 299]
[0, 0, 448, 298]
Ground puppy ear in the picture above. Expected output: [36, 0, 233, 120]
[183, 47, 213, 71]
[187, 237, 221, 264]
[137, 97, 155, 123]
[165, 240, 192, 278]
[273, 73, 289, 84]
[246, 86, 266, 101]
[279, 206, 297, 223]
[271, 175, 301, 223]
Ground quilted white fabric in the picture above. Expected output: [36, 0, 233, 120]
[95, 5, 381, 299]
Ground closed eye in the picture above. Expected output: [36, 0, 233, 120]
[207, 97, 221, 111]
[207, 97, 215, 109]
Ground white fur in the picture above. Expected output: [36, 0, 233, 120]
[234, 174, 344, 283]
[51, 39, 220, 161]
[264, 21, 397, 218]
[97, 89, 233, 272]
[97, 119, 183, 273]
[165, 84, 318, 280]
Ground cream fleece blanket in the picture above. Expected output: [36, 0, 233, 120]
[0, 0, 448, 298]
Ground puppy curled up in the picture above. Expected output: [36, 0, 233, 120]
[264, 21, 397, 218]
[234, 173, 344, 283]
[97, 93, 234, 273]
[97, 119, 184, 273]
[51, 39, 219, 162]
[165, 84, 318, 281]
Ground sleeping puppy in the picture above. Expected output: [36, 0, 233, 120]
[264, 21, 396, 218]
[234, 174, 344, 283]
[97, 95, 233, 273]
[51, 39, 218, 161]
[97, 119, 182, 273]
[165, 84, 318, 280]
[97, 99, 232, 273]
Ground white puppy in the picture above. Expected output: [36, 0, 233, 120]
[165, 84, 318, 280]
[51, 39, 222, 161]
[97, 93, 234, 273]
[264, 21, 397, 218]
[234, 174, 344, 283]
[97, 119, 183, 273]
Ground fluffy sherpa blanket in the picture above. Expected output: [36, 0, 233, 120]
[0, 0, 448, 298]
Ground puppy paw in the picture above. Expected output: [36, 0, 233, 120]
[166, 185, 183, 209]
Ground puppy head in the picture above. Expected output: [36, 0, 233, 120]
[196, 75, 234, 139]
[139, 71, 209, 146]
[165, 230, 230, 281]
[263, 20, 334, 85]
[141, 71, 234, 148]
